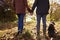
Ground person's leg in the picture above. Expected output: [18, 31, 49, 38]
[36, 14, 41, 40]
[17, 14, 25, 33]
[42, 15, 47, 36]
[36, 15, 41, 34]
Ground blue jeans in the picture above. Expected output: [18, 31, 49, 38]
[36, 14, 47, 35]
[17, 14, 25, 33]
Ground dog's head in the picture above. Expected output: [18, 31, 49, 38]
[50, 21, 55, 25]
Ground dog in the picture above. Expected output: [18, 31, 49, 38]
[48, 21, 56, 40]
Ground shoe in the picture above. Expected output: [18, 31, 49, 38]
[15, 31, 22, 37]
[36, 35, 41, 40]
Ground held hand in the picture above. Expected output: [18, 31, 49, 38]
[28, 8, 33, 16]
[30, 10, 33, 16]
[30, 12, 33, 16]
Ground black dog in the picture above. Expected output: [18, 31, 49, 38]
[48, 21, 56, 39]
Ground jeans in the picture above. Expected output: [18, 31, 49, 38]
[17, 14, 25, 33]
[36, 14, 47, 35]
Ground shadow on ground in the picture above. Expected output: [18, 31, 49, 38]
[0, 22, 17, 30]
[0, 30, 60, 40]
[0, 30, 35, 40]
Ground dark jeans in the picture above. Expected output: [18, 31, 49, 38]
[17, 13, 25, 33]
[36, 14, 47, 35]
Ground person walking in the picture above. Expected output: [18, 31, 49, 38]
[12, 0, 31, 35]
[30, 0, 50, 39]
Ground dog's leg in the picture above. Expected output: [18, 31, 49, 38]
[48, 37, 53, 40]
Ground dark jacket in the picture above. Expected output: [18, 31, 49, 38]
[32, 0, 50, 16]
[12, 0, 30, 14]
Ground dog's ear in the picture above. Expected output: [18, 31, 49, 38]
[50, 21, 55, 25]
[52, 21, 55, 25]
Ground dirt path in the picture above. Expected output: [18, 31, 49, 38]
[0, 21, 60, 40]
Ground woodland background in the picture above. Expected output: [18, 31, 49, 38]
[0, 0, 60, 40]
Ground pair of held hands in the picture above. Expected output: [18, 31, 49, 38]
[30, 11, 33, 16]
[28, 8, 33, 16]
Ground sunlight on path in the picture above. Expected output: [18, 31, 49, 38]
[0, 21, 60, 40]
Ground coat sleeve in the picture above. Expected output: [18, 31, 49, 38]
[12, 0, 15, 8]
[32, 0, 37, 12]
[24, 0, 31, 12]
[11, 0, 16, 10]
